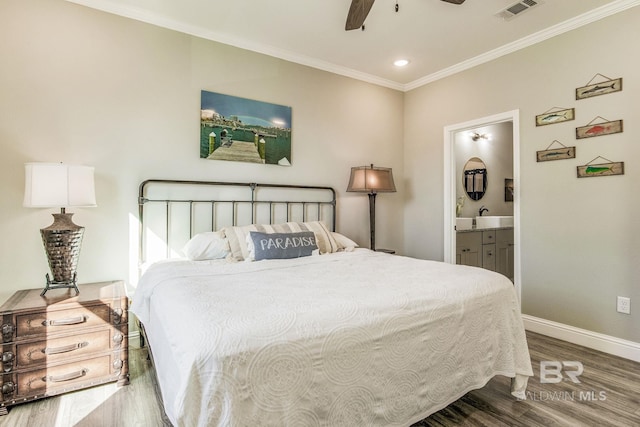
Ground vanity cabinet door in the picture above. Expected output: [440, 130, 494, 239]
[496, 229, 514, 281]
[481, 230, 496, 271]
[482, 243, 496, 271]
[456, 232, 481, 268]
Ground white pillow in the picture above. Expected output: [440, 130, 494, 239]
[332, 232, 359, 252]
[182, 231, 230, 260]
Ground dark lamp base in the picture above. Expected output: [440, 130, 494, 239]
[41, 273, 80, 297]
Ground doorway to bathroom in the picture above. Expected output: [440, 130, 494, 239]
[443, 110, 521, 299]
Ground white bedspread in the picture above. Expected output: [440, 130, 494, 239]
[131, 250, 532, 426]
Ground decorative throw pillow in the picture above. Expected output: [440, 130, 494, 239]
[293, 221, 339, 255]
[248, 231, 319, 260]
[332, 232, 359, 252]
[182, 231, 230, 260]
[223, 221, 338, 261]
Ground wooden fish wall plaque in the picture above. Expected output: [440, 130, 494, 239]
[576, 77, 622, 100]
[575, 119, 623, 139]
[535, 108, 575, 127]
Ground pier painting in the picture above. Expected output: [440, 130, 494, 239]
[200, 90, 292, 165]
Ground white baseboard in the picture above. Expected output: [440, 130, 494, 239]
[522, 314, 640, 363]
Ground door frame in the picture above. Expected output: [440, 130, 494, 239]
[443, 109, 521, 300]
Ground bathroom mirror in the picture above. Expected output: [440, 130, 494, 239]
[462, 157, 487, 201]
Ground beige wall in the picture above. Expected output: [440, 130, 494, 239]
[404, 7, 639, 342]
[0, 0, 404, 302]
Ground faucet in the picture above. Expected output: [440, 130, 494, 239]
[479, 206, 489, 216]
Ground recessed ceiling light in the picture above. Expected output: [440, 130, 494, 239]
[393, 59, 409, 67]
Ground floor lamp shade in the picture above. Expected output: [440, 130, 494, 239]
[24, 163, 96, 296]
[347, 164, 396, 250]
[346, 164, 396, 194]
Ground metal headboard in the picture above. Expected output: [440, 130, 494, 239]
[138, 179, 336, 263]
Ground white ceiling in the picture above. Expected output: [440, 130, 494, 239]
[67, 0, 639, 91]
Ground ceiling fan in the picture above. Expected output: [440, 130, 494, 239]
[346, 0, 466, 31]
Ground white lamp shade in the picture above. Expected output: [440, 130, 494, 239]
[24, 163, 97, 208]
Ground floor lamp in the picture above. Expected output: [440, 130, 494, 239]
[347, 164, 396, 250]
[23, 163, 96, 296]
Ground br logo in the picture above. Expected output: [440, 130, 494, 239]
[540, 361, 583, 383]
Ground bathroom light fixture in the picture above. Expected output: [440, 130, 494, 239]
[393, 59, 409, 67]
[471, 132, 490, 141]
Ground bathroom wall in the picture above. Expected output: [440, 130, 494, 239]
[455, 121, 514, 219]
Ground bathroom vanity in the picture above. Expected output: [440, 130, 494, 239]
[456, 227, 514, 281]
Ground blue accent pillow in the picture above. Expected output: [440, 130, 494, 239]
[249, 231, 318, 260]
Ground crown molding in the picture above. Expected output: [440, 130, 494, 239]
[64, 0, 405, 91]
[403, 0, 640, 91]
[67, 0, 640, 93]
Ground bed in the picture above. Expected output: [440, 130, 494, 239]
[131, 179, 532, 426]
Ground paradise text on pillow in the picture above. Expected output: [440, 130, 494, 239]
[258, 235, 316, 251]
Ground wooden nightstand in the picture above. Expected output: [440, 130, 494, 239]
[0, 281, 129, 415]
[375, 248, 396, 254]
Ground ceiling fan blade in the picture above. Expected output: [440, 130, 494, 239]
[441, 0, 466, 4]
[345, 0, 376, 31]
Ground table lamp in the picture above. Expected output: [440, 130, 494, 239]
[346, 164, 396, 250]
[23, 163, 96, 296]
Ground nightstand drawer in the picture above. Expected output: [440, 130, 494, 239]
[9, 326, 127, 371]
[13, 304, 113, 341]
[1, 352, 125, 401]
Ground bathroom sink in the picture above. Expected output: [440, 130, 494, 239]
[475, 215, 514, 229]
[456, 217, 474, 230]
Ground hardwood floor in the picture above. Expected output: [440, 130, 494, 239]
[0, 337, 171, 427]
[0, 331, 638, 426]
[415, 331, 640, 427]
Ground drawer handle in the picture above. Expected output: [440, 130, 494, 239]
[1, 324, 15, 342]
[42, 341, 89, 355]
[43, 368, 88, 383]
[1, 351, 14, 372]
[113, 333, 124, 345]
[42, 315, 87, 327]
[1, 382, 14, 397]
[113, 308, 124, 325]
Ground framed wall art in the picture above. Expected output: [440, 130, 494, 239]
[535, 107, 575, 126]
[504, 179, 514, 202]
[577, 156, 624, 178]
[536, 140, 576, 162]
[575, 117, 623, 139]
[576, 74, 622, 100]
[200, 90, 292, 166]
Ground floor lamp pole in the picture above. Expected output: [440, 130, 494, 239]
[368, 192, 377, 250]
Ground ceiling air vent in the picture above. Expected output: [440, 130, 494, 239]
[495, 0, 542, 21]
